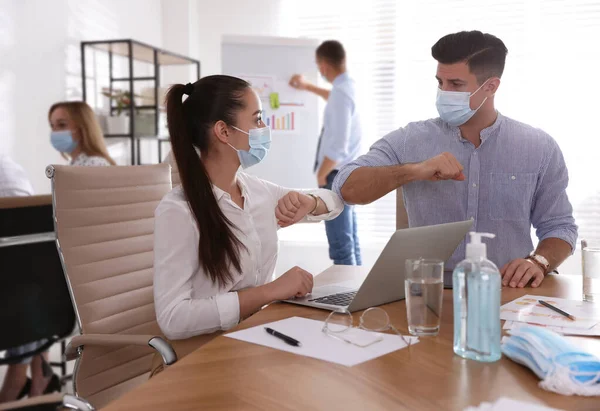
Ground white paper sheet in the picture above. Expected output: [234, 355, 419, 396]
[500, 295, 600, 329]
[224, 316, 417, 367]
[464, 397, 563, 411]
[503, 320, 600, 336]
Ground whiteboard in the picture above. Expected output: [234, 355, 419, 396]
[222, 35, 321, 189]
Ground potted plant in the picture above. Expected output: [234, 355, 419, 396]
[102, 89, 140, 135]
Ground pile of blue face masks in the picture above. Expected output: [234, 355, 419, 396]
[501, 325, 600, 396]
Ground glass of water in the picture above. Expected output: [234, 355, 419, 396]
[582, 240, 600, 302]
[405, 258, 444, 336]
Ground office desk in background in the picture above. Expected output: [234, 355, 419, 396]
[103, 266, 600, 411]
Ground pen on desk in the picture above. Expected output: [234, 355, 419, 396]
[538, 300, 577, 321]
[265, 327, 302, 347]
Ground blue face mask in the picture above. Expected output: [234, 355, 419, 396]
[502, 326, 600, 395]
[50, 130, 77, 153]
[436, 79, 490, 127]
[229, 125, 271, 169]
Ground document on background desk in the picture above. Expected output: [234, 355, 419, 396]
[500, 295, 600, 329]
[464, 397, 563, 411]
[225, 316, 417, 367]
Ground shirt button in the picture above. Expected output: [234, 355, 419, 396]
[511, 175, 516, 180]
[472, 183, 477, 188]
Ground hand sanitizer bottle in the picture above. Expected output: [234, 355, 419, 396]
[453, 232, 501, 362]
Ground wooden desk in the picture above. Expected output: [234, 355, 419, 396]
[104, 267, 599, 411]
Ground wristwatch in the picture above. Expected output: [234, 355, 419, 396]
[527, 253, 550, 274]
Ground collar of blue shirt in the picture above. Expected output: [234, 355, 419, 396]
[444, 111, 506, 145]
[332, 72, 350, 87]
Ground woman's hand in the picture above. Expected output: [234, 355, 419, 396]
[266, 266, 314, 300]
[276, 191, 317, 228]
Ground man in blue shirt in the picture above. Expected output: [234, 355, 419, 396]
[334, 31, 577, 288]
[290, 40, 362, 265]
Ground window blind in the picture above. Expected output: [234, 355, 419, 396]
[281, 0, 600, 247]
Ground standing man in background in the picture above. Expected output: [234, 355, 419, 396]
[290, 40, 363, 266]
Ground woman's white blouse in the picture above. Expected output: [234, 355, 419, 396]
[153, 172, 343, 340]
[71, 153, 111, 167]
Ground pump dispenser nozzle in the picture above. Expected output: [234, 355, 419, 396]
[466, 232, 496, 259]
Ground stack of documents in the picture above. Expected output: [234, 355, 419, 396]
[500, 295, 600, 336]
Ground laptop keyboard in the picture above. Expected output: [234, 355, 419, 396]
[309, 291, 357, 306]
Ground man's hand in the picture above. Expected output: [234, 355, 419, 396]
[501, 258, 545, 288]
[413, 152, 466, 182]
[275, 191, 317, 228]
[289, 74, 309, 90]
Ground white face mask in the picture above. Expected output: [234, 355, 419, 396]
[435, 79, 491, 127]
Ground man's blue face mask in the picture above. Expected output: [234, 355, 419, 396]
[502, 326, 600, 395]
[436, 79, 491, 127]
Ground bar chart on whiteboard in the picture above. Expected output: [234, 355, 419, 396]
[265, 111, 296, 131]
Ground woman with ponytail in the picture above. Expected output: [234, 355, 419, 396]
[152, 75, 343, 371]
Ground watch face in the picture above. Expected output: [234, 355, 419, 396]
[531, 254, 549, 269]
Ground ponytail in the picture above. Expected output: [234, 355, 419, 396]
[166, 78, 248, 287]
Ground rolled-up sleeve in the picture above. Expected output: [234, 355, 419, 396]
[153, 200, 240, 340]
[321, 92, 353, 162]
[531, 140, 578, 251]
[333, 130, 405, 203]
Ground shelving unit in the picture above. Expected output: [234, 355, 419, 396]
[81, 39, 200, 165]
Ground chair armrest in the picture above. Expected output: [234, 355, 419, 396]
[65, 334, 177, 366]
[0, 393, 95, 411]
[0, 393, 63, 410]
[62, 394, 96, 411]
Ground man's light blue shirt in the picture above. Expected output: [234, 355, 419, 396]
[316, 72, 362, 171]
[333, 113, 578, 269]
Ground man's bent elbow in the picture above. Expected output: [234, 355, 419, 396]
[340, 180, 368, 205]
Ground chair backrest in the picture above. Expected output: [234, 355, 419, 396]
[0, 195, 75, 358]
[47, 164, 171, 407]
[163, 151, 179, 186]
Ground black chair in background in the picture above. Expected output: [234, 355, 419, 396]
[0, 195, 75, 387]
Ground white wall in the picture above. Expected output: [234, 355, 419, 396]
[0, 0, 163, 194]
[194, 0, 296, 76]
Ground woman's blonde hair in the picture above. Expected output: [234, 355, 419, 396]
[48, 101, 116, 165]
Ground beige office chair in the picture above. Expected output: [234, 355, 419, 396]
[163, 151, 180, 186]
[45, 164, 176, 409]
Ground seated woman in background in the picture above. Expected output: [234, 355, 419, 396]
[48, 101, 116, 166]
[152, 75, 343, 374]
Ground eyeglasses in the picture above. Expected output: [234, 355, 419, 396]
[322, 307, 412, 348]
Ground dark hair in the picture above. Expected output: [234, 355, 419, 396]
[316, 40, 346, 68]
[166, 75, 250, 287]
[431, 31, 508, 84]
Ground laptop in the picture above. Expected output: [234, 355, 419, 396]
[283, 220, 473, 312]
